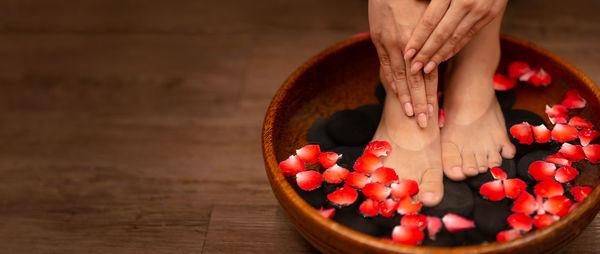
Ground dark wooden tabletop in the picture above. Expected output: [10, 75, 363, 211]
[0, 0, 598, 253]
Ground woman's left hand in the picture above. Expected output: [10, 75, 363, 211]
[403, 0, 507, 74]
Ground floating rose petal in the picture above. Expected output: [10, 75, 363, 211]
[528, 161, 557, 181]
[353, 153, 383, 174]
[296, 144, 321, 164]
[362, 182, 392, 201]
[568, 116, 593, 129]
[371, 167, 399, 184]
[497, 229, 522, 242]
[401, 214, 427, 229]
[380, 199, 399, 217]
[296, 170, 323, 191]
[512, 192, 538, 215]
[391, 179, 419, 199]
[396, 196, 422, 215]
[493, 73, 517, 91]
[359, 198, 381, 217]
[364, 141, 392, 157]
[578, 128, 599, 146]
[319, 152, 341, 168]
[530, 69, 552, 87]
[392, 225, 424, 246]
[508, 61, 532, 79]
[532, 124, 552, 143]
[279, 155, 306, 176]
[510, 122, 534, 145]
[426, 216, 442, 240]
[490, 167, 507, 180]
[507, 212, 533, 232]
[543, 195, 572, 217]
[439, 108, 446, 128]
[533, 214, 556, 229]
[554, 166, 578, 183]
[318, 207, 335, 219]
[322, 164, 349, 184]
[552, 124, 579, 143]
[345, 171, 369, 189]
[570, 186, 593, 202]
[583, 144, 600, 163]
[442, 213, 475, 233]
[327, 184, 358, 206]
[561, 89, 586, 109]
[559, 143, 585, 162]
[545, 153, 572, 167]
[534, 180, 564, 198]
[545, 104, 569, 117]
[480, 180, 505, 201]
[504, 178, 527, 199]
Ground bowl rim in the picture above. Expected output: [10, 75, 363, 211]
[262, 34, 600, 253]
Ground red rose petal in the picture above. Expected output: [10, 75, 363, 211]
[510, 122, 534, 145]
[442, 213, 475, 233]
[426, 216, 442, 240]
[545, 153, 572, 166]
[512, 192, 538, 215]
[559, 143, 585, 162]
[578, 128, 599, 146]
[493, 73, 517, 91]
[534, 180, 564, 198]
[439, 108, 446, 128]
[508, 61, 532, 79]
[322, 164, 350, 184]
[530, 68, 552, 87]
[497, 229, 522, 242]
[554, 166, 579, 183]
[327, 184, 358, 206]
[570, 186, 593, 202]
[561, 89, 586, 109]
[318, 207, 335, 219]
[532, 124, 552, 143]
[353, 153, 383, 174]
[528, 161, 557, 181]
[380, 199, 399, 217]
[371, 167, 399, 184]
[364, 141, 392, 157]
[359, 198, 381, 217]
[568, 116, 593, 129]
[279, 155, 306, 176]
[391, 179, 419, 199]
[583, 144, 600, 163]
[362, 182, 392, 201]
[401, 214, 427, 229]
[318, 152, 341, 168]
[396, 196, 422, 215]
[490, 167, 507, 180]
[392, 225, 425, 246]
[480, 180, 505, 201]
[545, 104, 569, 117]
[296, 144, 321, 164]
[507, 212, 533, 232]
[552, 124, 579, 143]
[504, 178, 527, 199]
[543, 195, 572, 217]
[296, 170, 323, 191]
[533, 213, 556, 229]
[345, 171, 369, 189]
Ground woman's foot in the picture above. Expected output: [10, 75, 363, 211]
[373, 70, 444, 206]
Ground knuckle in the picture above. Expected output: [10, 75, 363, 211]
[460, 0, 475, 8]
[450, 33, 462, 44]
[408, 80, 422, 89]
[466, 28, 477, 39]
[421, 19, 436, 31]
[433, 33, 447, 44]
[379, 55, 391, 66]
[392, 69, 406, 80]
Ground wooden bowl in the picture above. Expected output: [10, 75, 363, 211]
[262, 34, 600, 253]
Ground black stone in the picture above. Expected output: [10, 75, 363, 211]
[355, 104, 383, 126]
[516, 150, 555, 184]
[473, 196, 512, 236]
[421, 229, 456, 247]
[495, 90, 516, 111]
[371, 215, 402, 238]
[504, 109, 550, 158]
[327, 146, 365, 170]
[326, 110, 377, 146]
[464, 228, 496, 245]
[332, 195, 382, 237]
[307, 118, 337, 150]
[422, 177, 474, 218]
[292, 182, 326, 209]
[375, 82, 386, 104]
[466, 159, 517, 191]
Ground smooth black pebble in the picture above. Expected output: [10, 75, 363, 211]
[375, 82, 386, 104]
[464, 228, 496, 245]
[422, 177, 474, 218]
[355, 104, 383, 126]
[326, 110, 376, 146]
[466, 159, 517, 191]
[516, 150, 555, 184]
[307, 118, 337, 150]
[504, 109, 550, 158]
[292, 182, 326, 209]
[327, 146, 365, 170]
[473, 196, 512, 236]
[495, 90, 516, 111]
[332, 195, 382, 237]
[421, 229, 456, 247]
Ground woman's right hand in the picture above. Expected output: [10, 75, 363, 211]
[369, 0, 437, 128]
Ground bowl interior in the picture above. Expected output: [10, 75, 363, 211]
[264, 35, 600, 253]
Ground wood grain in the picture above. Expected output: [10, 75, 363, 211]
[0, 0, 597, 253]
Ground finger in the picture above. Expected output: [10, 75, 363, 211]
[403, 0, 451, 60]
[386, 45, 414, 117]
[405, 60, 429, 128]
[411, 4, 469, 74]
[430, 7, 486, 63]
[372, 42, 397, 93]
[449, 15, 495, 59]
[423, 67, 439, 109]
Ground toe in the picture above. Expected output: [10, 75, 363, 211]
[417, 168, 444, 207]
[476, 152, 488, 173]
[442, 142, 466, 180]
[499, 140, 516, 159]
[461, 149, 479, 176]
[487, 148, 503, 168]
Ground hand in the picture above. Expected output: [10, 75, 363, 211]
[369, 0, 437, 128]
[403, 0, 507, 74]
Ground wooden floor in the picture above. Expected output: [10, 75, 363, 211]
[0, 0, 598, 253]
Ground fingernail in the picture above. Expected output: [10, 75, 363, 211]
[422, 191, 435, 201]
[417, 113, 428, 128]
[444, 51, 454, 61]
[404, 49, 416, 60]
[404, 103, 414, 116]
[424, 61, 436, 74]
[411, 62, 423, 74]
[428, 104, 434, 114]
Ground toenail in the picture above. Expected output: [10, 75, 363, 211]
[424, 61, 436, 74]
[417, 113, 428, 128]
[452, 166, 462, 174]
[479, 166, 487, 172]
[467, 168, 477, 174]
[422, 191, 435, 201]
[404, 103, 414, 116]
